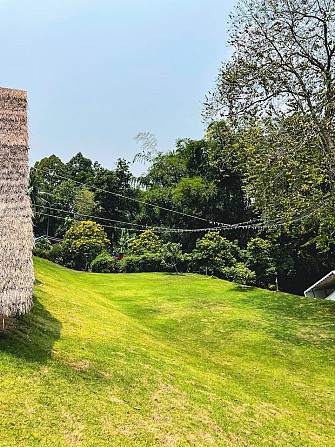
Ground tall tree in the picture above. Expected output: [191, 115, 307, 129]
[204, 0, 335, 224]
[66, 152, 94, 182]
[204, 0, 335, 152]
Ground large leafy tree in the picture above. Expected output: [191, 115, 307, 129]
[62, 220, 111, 271]
[30, 155, 68, 236]
[66, 152, 94, 182]
[204, 0, 335, 149]
[204, 0, 335, 225]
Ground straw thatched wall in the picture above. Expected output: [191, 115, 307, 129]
[0, 87, 34, 318]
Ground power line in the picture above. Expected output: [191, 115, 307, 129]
[35, 207, 316, 234]
[30, 166, 211, 224]
[30, 166, 322, 231]
[33, 193, 260, 230]
[33, 203, 172, 231]
[33, 189, 313, 232]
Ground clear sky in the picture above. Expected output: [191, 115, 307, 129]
[1, 0, 236, 175]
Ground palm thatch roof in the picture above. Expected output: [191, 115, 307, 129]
[0, 87, 34, 318]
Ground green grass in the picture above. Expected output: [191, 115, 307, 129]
[0, 258, 334, 446]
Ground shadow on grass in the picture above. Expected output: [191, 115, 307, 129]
[228, 284, 259, 293]
[162, 272, 187, 276]
[0, 295, 62, 364]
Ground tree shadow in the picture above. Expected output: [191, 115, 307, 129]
[227, 284, 258, 293]
[0, 295, 62, 364]
[162, 272, 187, 276]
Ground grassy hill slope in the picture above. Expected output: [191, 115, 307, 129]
[0, 257, 334, 446]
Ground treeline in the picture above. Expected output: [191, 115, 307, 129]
[30, 133, 334, 295]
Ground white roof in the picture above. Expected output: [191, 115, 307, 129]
[304, 270, 335, 294]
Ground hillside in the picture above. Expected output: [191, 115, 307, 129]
[0, 258, 334, 446]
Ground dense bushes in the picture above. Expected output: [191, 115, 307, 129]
[128, 230, 163, 255]
[33, 240, 63, 264]
[221, 263, 256, 286]
[192, 231, 240, 275]
[62, 221, 110, 271]
[33, 226, 279, 288]
[245, 238, 277, 288]
[118, 254, 163, 273]
[91, 252, 116, 273]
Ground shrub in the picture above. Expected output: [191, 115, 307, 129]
[118, 254, 163, 273]
[91, 252, 116, 273]
[46, 243, 63, 264]
[62, 220, 111, 271]
[161, 242, 183, 272]
[221, 263, 256, 285]
[192, 231, 239, 275]
[33, 240, 63, 264]
[33, 247, 50, 260]
[128, 230, 163, 255]
[34, 238, 52, 251]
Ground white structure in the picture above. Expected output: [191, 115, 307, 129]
[304, 271, 335, 301]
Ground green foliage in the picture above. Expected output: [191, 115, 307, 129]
[74, 187, 96, 217]
[66, 152, 94, 182]
[91, 252, 116, 273]
[128, 230, 163, 255]
[93, 159, 139, 237]
[160, 242, 183, 273]
[193, 231, 239, 275]
[221, 263, 256, 286]
[62, 220, 111, 271]
[115, 229, 134, 254]
[246, 238, 277, 288]
[172, 177, 216, 216]
[204, 0, 335, 149]
[34, 238, 52, 251]
[118, 254, 163, 273]
[32, 155, 67, 190]
[204, 0, 335, 251]
[33, 242, 63, 265]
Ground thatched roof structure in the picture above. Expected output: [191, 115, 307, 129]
[0, 87, 34, 317]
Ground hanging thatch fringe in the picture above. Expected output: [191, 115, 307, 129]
[0, 87, 34, 318]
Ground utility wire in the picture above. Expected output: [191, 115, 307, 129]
[30, 167, 323, 230]
[30, 166, 210, 223]
[34, 203, 180, 231]
[35, 207, 316, 234]
[32, 188, 312, 231]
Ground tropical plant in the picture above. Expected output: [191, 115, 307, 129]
[193, 231, 239, 275]
[91, 252, 116, 273]
[62, 220, 111, 271]
[128, 230, 163, 255]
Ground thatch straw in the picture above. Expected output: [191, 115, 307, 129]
[0, 87, 34, 318]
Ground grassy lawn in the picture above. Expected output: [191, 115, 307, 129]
[0, 257, 334, 446]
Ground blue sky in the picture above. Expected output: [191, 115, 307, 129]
[1, 0, 236, 175]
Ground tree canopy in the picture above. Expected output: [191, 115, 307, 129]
[203, 0, 335, 235]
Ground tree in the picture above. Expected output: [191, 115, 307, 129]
[246, 237, 277, 288]
[30, 155, 68, 236]
[93, 159, 139, 242]
[204, 0, 335, 152]
[193, 231, 239, 275]
[161, 242, 183, 273]
[66, 152, 94, 182]
[74, 187, 96, 217]
[204, 0, 335, 227]
[172, 177, 216, 216]
[128, 230, 163, 255]
[62, 221, 111, 271]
